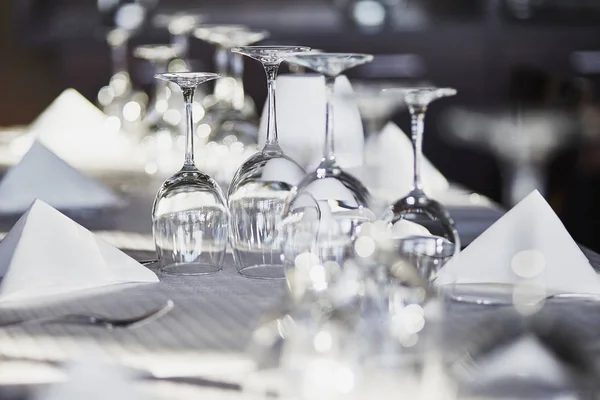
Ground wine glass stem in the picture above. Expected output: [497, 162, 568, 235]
[409, 105, 427, 192]
[110, 41, 128, 76]
[154, 60, 169, 114]
[231, 52, 245, 110]
[264, 64, 280, 147]
[172, 34, 189, 62]
[182, 87, 196, 167]
[213, 47, 232, 103]
[323, 76, 336, 164]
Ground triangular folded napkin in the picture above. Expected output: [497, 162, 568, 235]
[0, 200, 158, 303]
[25, 89, 141, 172]
[437, 190, 600, 295]
[0, 141, 123, 214]
[35, 352, 146, 400]
[459, 335, 571, 389]
[258, 74, 364, 170]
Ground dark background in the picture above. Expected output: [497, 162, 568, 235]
[2, 0, 600, 250]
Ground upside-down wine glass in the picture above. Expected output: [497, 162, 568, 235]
[153, 12, 203, 68]
[98, 28, 149, 134]
[134, 44, 183, 175]
[152, 72, 228, 275]
[228, 46, 311, 279]
[281, 53, 375, 271]
[194, 25, 269, 145]
[382, 88, 460, 251]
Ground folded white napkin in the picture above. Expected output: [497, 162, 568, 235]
[34, 352, 146, 400]
[258, 74, 364, 170]
[0, 141, 123, 214]
[459, 335, 571, 388]
[436, 190, 600, 295]
[0, 200, 158, 303]
[354, 122, 449, 202]
[24, 89, 142, 172]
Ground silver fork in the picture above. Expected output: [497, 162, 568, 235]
[0, 300, 174, 329]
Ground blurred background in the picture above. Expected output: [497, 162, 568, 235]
[2, 0, 600, 250]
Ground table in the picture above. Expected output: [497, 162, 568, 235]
[0, 173, 595, 399]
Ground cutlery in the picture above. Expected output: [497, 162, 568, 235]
[0, 300, 173, 329]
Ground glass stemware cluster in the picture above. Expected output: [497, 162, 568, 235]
[150, 48, 461, 285]
[146, 44, 462, 397]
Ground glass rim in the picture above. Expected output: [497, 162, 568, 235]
[383, 86, 457, 94]
[231, 45, 311, 52]
[154, 72, 220, 79]
[286, 52, 373, 59]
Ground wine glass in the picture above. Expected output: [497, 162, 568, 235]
[228, 46, 311, 279]
[280, 53, 375, 269]
[134, 44, 183, 175]
[194, 26, 269, 146]
[445, 108, 575, 206]
[98, 28, 149, 134]
[153, 12, 203, 68]
[152, 72, 228, 275]
[381, 88, 460, 250]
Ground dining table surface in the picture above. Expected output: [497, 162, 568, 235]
[0, 168, 600, 400]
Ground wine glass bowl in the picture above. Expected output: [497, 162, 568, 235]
[152, 72, 228, 275]
[228, 151, 306, 279]
[153, 169, 229, 275]
[285, 53, 374, 77]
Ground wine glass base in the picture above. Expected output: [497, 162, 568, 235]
[161, 262, 222, 276]
[237, 264, 285, 280]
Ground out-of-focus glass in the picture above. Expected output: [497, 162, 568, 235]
[445, 108, 576, 206]
[134, 44, 183, 175]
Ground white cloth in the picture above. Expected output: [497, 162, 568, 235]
[24, 88, 143, 172]
[0, 200, 158, 303]
[0, 141, 123, 214]
[458, 335, 571, 388]
[34, 352, 146, 400]
[437, 190, 600, 295]
[258, 74, 364, 170]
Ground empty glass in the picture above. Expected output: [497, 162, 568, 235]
[134, 44, 183, 175]
[281, 53, 375, 268]
[134, 45, 182, 134]
[445, 108, 576, 206]
[194, 25, 269, 146]
[98, 28, 148, 134]
[153, 12, 203, 68]
[152, 72, 228, 275]
[228, 46, 311, 279]
[382, 88, 460, 250]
